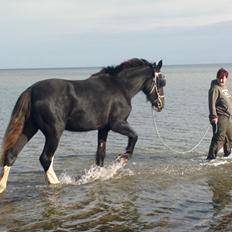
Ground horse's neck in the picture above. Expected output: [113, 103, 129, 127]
[117, 68, 150, 98]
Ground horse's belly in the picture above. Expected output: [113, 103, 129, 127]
[65, 118, 104, 132]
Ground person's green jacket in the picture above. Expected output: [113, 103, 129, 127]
[208, 79, 232, 119]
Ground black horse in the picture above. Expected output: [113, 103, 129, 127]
[0, 58, 165, 193]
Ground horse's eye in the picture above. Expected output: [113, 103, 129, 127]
[158, 78, 166, 87]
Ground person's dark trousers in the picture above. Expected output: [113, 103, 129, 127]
[207, 115, 232, 159]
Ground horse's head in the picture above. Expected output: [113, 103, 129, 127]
[144, 60, 166, 112]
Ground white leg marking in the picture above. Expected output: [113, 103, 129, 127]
[45, 158, 60, 185]
[0, 166, 11, 193]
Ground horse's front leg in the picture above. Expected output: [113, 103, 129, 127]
[111, 120, 138, 161]
[96, 128, 109, 167]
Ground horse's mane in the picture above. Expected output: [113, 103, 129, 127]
[91, 58, 152, 77]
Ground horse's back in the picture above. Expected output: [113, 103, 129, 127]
[31, 78, 69, 98]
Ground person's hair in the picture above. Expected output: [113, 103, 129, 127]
[217, 68, 229, 79]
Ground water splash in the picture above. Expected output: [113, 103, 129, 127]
[59, 160, 134, 185]
[201, 160, 228, 167]
[200, 155, 232, 167]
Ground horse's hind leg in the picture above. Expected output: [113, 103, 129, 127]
[39, 134, 61, 185]
[0, 135, 30, 193]
[0, 122, 38, 193]
[96, 128, 109, 166]
[0, 134, 28, 193]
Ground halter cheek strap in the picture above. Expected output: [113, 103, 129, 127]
[148, 73, 159, 95]
[148, 83, 156, 95]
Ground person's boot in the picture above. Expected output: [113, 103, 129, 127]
[224, 148, 231, 157]
[206, 153, 216, 160]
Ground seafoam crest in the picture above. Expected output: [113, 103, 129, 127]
[200, 154, 232, 167]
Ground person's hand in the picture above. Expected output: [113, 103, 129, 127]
[210, 117, 218, 125]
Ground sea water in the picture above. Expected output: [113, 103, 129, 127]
[0, 63, 232, 231]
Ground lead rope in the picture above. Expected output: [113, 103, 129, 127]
[151, 108, 211, 154]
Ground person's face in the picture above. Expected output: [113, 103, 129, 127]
[217, 75, 228, 87]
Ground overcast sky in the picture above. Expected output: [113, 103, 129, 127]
[0, 0, 232, 68]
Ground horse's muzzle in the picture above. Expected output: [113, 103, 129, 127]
[152, 97, 164, 112]
[153, 105, 163, 112]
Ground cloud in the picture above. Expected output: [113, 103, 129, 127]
[0, 0, 232, 67]
[1, 0, 232, 37]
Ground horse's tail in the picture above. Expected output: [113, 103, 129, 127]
[1, 88, 31, 166]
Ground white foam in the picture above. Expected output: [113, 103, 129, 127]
[59, 160, 134, 185]
[226, 153, 232, 159]
[59, 171, 76, 184]
[207, 160, 228, 166]
[200, 158, 231, 167]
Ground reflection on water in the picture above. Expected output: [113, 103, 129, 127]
[207, 166, 232, 231]
[1, 64, 232, 231]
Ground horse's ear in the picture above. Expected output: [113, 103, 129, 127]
[157, 60, 163, 70]
[153, 62, 156, 68]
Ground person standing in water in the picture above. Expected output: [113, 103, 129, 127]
[207, 68, 232, 160]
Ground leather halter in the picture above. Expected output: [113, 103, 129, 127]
[148, 72, 165, 109]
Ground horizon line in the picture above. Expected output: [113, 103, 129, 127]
[0, 61, 231, 71]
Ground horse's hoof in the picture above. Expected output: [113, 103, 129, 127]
[206, 154, 216, 160]
[116, 154, 129, 164]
